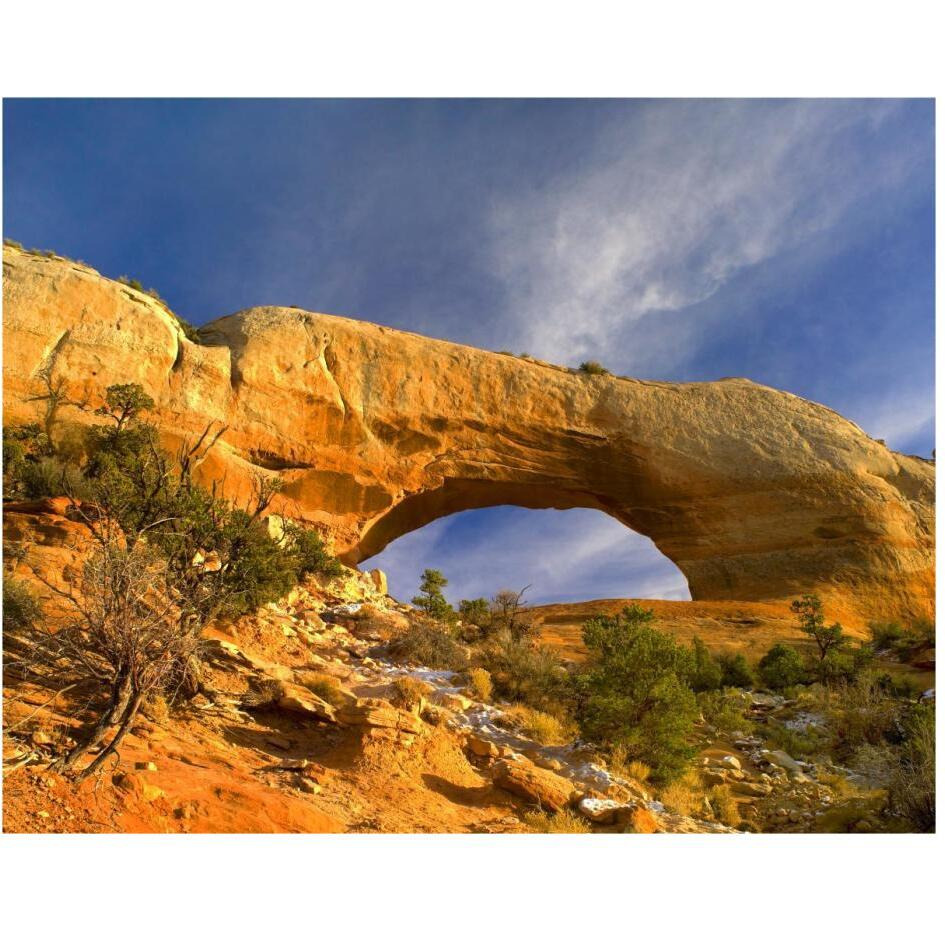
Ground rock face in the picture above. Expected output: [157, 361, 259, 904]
[2, 246, 934, 625]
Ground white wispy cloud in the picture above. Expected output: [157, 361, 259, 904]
[488, 100, 919, 371]
[364, 508, 690, 606]
[842, 385, 935, 456]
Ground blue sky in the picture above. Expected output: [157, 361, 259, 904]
[3, 99, 934, 604]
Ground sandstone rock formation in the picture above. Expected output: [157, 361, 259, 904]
[2, 245, 934, 625]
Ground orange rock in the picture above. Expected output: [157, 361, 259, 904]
[627, 806, 659, 834]
[1, 245, 934, 626]
[492, 757, 577, 812]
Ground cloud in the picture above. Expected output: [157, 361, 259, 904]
[487, 100, 921, 371]
[842, 386, 935, 456]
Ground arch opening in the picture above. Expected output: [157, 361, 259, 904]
[359, 504, 691, 608]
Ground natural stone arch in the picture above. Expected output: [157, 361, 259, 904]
[2, 245, 934, 627]
[354, 498, 691, 603]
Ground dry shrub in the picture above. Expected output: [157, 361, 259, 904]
[498, 704, 577, 745]
[523, 809, 591, 833]
[142, 693, 171, 724]
[888, 704, 934, 832]
[708, 784, 740, 827]
[389, 675, 434, 709]
[608, 744, 651, 784]
[467, 667, 493, 703]
[658, 769, 703, 817]
[815, 792, 887, 833]
[297, 671, 348, 708]
[825, 675, 899, 755]
[387, 618, 468, 670]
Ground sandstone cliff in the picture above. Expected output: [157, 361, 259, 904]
[2, 245, 934, 625]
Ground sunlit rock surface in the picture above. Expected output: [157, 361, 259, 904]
[3, 245, 934, 626]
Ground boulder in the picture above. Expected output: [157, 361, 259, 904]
[577, 796, 623, 825]
[466, 734, 500, 758]
[761, 749, 804, 775]
[433, 691, 472, 712]
[492, 758, 577, 812]
[369, 569, 388, 595]
[533, 755, 564, 772]
[337, 698, 423, 734]
[731, 781, 773, 798]
[274, 682, 337, 722]
[617, 805, 659, 834]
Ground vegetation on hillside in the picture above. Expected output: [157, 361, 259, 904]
[396, 571, 935, 831]
[2, 379, 342, 780]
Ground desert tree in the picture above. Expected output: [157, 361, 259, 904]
[490, 586, 536, 641]
[791, 594, 845, 662]
[411, 568, 456, 623]
[8, 382, 336, 779]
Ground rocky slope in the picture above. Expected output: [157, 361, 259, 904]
[2, 245, 934, 626]
[4, 502, 910, 835]
[2, 502, 725, 833]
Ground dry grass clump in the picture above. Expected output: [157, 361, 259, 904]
[297, 671, 348, 708]
[707, 784, 740, 827]
[608, 744, 651, 784]
[658, 769, 704, 817]
[389, 675, 434, 709]
[523, 809, 591, 833]
[466, 667, 493, 703]
[498, 704, 577, 745]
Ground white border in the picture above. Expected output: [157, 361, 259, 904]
[1, 2, 941, 942]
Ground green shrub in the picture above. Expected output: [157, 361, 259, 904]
[575, 605, 698, 784]
[458, 597, 491, 639]
[388, 618, 468, 670]
[4, 238, 24, 250]
[875, 672, 920, 699]
[2, 576, 42, 632]
[759, 718, 826, 760]
[698, 688, 749, 733]
[688, 636, 722, 691]
[910, 618, 935, 648]
[869, 621, 906, 650]
[578, 360, 609, 375]
[718, 651, 754, 688]
[283, 522, 344, 580]
[758, 643, 806, 690]
[20, 456, 90, 501]
[814, 644, 872, 686]
[118, 275, 145, 292]
[3, 423, 56, 498]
